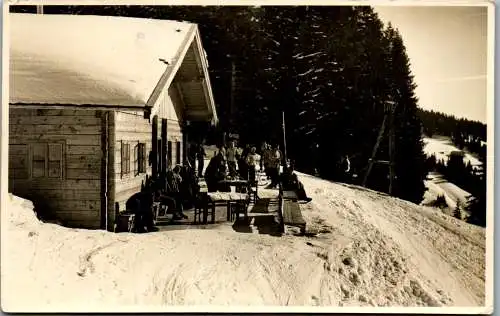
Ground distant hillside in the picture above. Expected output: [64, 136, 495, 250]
[418, 108, 486, 141]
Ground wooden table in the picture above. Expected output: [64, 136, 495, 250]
[206, 192, 249, 223]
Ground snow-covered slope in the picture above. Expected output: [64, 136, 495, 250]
[423, 137, 483, 169]
[1, 173, 486, 312]
[421, 172, 472, 216]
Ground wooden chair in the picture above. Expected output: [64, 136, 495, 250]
[152, 201, 169, 225]
[194, 193, 215, 224]
[193, 197, 204, 223]
[248, 180, 258, 204]
[231, 196, 250, 221]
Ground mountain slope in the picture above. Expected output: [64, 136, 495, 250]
[1, 173, 486, 311]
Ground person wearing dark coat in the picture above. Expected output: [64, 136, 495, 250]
[205, 152, 228, 192]
[125, 188, 156, 233]
[238, 145, 250, 181]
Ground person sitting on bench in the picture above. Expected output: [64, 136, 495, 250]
[280, 163, 312, 203]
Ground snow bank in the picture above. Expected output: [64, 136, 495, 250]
[297, 173, 485, 307]
[2, 172, 486, 311]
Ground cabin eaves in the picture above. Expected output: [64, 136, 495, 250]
[9, 13, 218, 125]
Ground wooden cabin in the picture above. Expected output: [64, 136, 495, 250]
[8, 13, 218, 230]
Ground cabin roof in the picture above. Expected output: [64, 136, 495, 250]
[9, 13, 218, 124]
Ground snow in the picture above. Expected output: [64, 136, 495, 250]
[297, 69, 314, 77]
[423, 137, 483, 168]
[421, 172, 472, 218]
[2, 172, 486, 312]
[294, 52, 324, 60]
[10, 13, 195, 106]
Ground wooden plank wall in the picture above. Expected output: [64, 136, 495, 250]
[166, 85, 184, 166]
[8, 108, 102, 229]
[153, 86, 184, 167]
[114, 110, 153, 212]
[113, 86, 185, 213]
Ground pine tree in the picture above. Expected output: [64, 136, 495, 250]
[383, 25, 427, 203]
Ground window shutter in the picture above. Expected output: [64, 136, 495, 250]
[32, 143, 47, 178]
[9, 144, 29, 179]
[125, 143, 130, 174]
[121, 141, 126, 178]
[48, 143, 63, 178]
[134, 143, 139, 176]
[138, 143, 146, 173]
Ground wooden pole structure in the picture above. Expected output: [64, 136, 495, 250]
[388, 106, 395, 195]
[362, 115, 388, 187]
[362, 101, 396, 194]
[282, 111, 288, 169]
[36, 5, 43, 14]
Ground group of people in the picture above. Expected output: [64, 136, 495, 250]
[124, 138, 347, 232]
[200, 140, 283, 193]
[200, 140, 314, 205]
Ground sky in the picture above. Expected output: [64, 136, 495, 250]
[373, 5, 489, 124]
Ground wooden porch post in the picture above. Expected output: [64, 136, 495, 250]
[182, 124, 188, 166]
[161, 118, 167, 173]
[152, 115, 158, 179]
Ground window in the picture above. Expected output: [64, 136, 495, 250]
[167, 141, 172, 167]
[30, 142, 64, 179]
[176, 141, 181, 165]
[136, 143, 146, 174]
[121, 141, 130, 177]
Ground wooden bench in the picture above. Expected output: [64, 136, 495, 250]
[282, 199, 306, 235]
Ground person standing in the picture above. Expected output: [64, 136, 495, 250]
[268, 144, 281, 188]
[246, 147, 259, 185]
[196, 143, 206, 178]
[260, 142, 267, 172]
[238, 145, 250, 180]
[262, 143, 272, 179]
